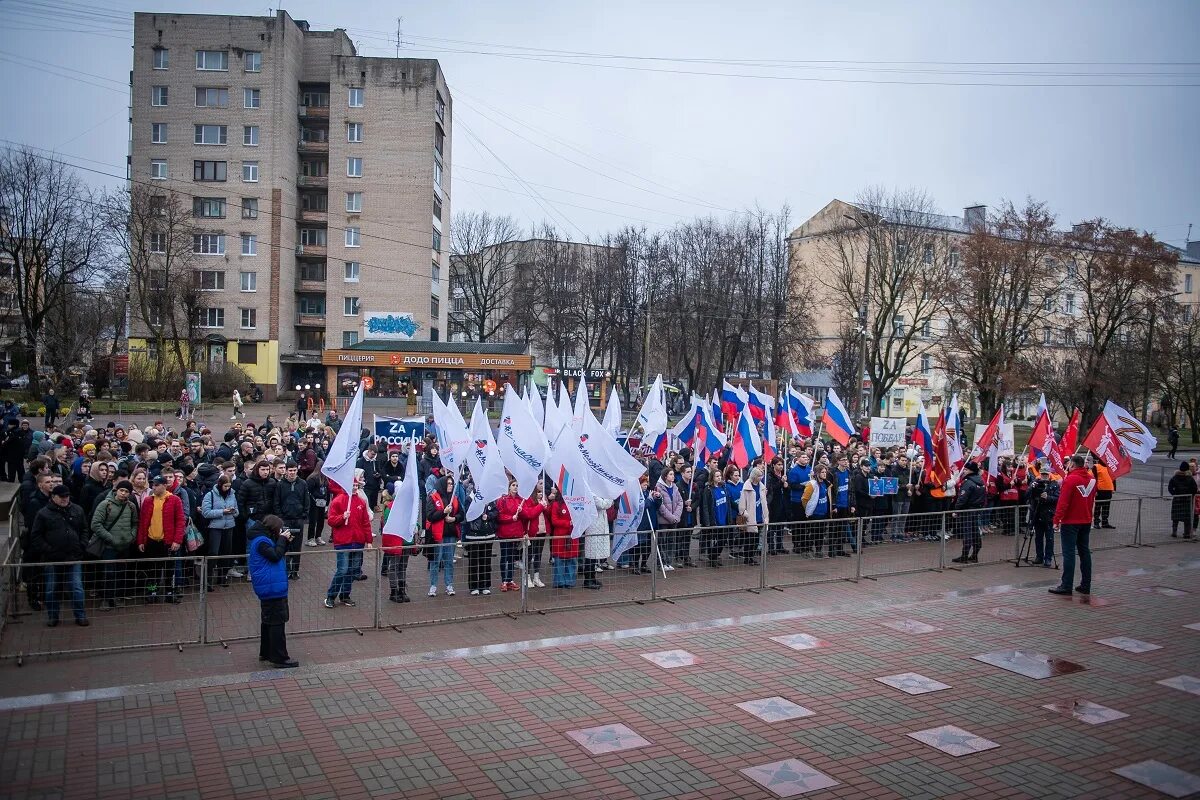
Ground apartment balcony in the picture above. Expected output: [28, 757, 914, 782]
[295, 312, 326, 328]
[294, 243, 326, 259]
[296, 175, 328, 190]
[299, 208, 328, 225]
[298, 104, 329, 120]
[297, 138, 329, 155]
[295, 273, 327, 293]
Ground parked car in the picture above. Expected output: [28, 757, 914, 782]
[9, 374, 30, 389]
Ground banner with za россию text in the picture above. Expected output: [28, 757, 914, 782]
[373, 414, 426, 445]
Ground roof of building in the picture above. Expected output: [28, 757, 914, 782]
[346, 340, 528, 355]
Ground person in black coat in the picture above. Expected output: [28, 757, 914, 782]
[29, 485, 89, 626]
[357, 446, 383, 511]
[42, 389, 61, 429]
[463, 499, 497, 595]
[765, 458, 789, 555]
[1168, 462, 1197, 539]
[952, 462, 988, 563]
[273, 461, 311, 578]
[1027, 468, 1060, 566]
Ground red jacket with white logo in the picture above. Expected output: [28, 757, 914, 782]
[1053, 467, 1096, 525]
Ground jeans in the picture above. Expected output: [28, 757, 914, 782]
[1058, 524, 1092, 592]
[206, 525, 231, 586]
[1033, 520, 1055, 563]
[552, 556, 577, 588]
[45, 563, 84, 621]
[281, 519, 304, 575]
[428, 541, 456, 588]
[890, 498, 911, 539]
[499, 540, 521, 583]
[327, 546, 363, 600]
[100, 547, 128, 599]
[526, 536, 546, 575]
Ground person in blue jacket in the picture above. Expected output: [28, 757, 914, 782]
[249, 514, 298, 668]
[832, 455, 856, 555]
[787, 453, 812, 555]
[631, 475, 662, 575]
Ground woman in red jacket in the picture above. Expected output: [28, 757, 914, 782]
[523, 483, 550, 589]
[137, 476, 187, 603]
[324, 469, 373, 609]
[424, 474, 461, 597]
[547, 486, 577, 588]
[495, 481, 526, 592]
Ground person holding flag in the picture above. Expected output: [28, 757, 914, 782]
[821, 389, 856, 446]
[380, 444, 421, 603]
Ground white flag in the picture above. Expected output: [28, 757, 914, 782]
[571, 375, 589, 432]
[578, 410, 647, 500]
[464, 398, 509, 522]
[381, 443, 421, 544]
[1101, 399, 1157, 462]
[546, 427, 597, 539]
[320, 383, 364, 497]
[635, 374, 668, 440]
[543, 380, 570, 443]
[497, 384, 548, 497]
[611, 489, 646, 559]
[430, 392, 470, 475]
[602, 386, 622, 437]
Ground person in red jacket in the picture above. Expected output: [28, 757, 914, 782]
[547, 487, 577, 588]
[324, 469, 374, 609]
[523, 483, 550, 589]
[137, 475, 186, 603]
[495, 480, 530, 591]
[1049, 455, 1096, 596]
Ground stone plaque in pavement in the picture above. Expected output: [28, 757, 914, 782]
[973, 649, 1085, 679]
[741, 758, 839, 797]
[908, 725, 999, 757]
[1113, 760, 1200, 798]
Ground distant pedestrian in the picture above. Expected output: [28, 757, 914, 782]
[1168, 461, 1196, 539]
[249, 515, 298, 667]
[42, 389, 60, 429]
[231, 389, 245, 420]
[178, 388, 191, 420]
[1167, 426, 1180, 460]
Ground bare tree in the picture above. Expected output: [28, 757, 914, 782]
[448, 211, 522, 341]
[1155, 304, 1200, 439]
[814, 187, 953, 416]
[0, 148, 106, 394]
[941, 199, 1063, 413]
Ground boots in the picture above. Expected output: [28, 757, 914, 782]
[951, 546, 970, 564]
[968, 544, 980, 563]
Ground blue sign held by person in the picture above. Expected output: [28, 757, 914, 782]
[373, 414, 426, 445]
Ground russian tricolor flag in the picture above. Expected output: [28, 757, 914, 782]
[697, 399, 726, 460]
[730, 404, 763, 469]
[669, 400, 701, 450]
[747, 381, 773, 423]
[721, 380, 747, 421]
[913, 402, 934, 465]
[822, 388, 856, 446]
[787, 384, 814, 437]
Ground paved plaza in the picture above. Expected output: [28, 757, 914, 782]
[1, 539, 1199, 799]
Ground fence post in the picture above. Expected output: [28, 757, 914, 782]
[1135, 497, 1143, 546]
[198, 557, 207, 644]
[1013, 506, 1021, 562]
[759, 524, 768, 590]
[1160, 466, 1166, 498]
[650, 527, 658, 601]
[373, 548, 382, 630]
[939, 512, 947, 570]
[520, 536, 529, 614]
[854, 518, 864, 581]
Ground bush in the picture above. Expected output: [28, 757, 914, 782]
[126, 359, 253, 403]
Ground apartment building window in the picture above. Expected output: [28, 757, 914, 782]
[244, 51, 262, 72]
[151, 86, 168, 106]
[344, 261, 360, 282]
[195, 87, 228, 107]
[1064, 293, 1076, 314]
[301, 193, 327, 211]
[430, 327, 439, 342]
[237, 341, 258, 364]
[920, 355, 932, 375]
[1066, 259, 1079, 279]
[433, 193, 442, 220]
[151, 123, 167, 144]
[348, 87, 364, 107]
[893, 316, 905, 337]
[193, 233, 225, 255]
[149, 233, 167, 254]
[193, 197, 225, 218]
[243, 88, 260, 109]
[194, 124, 227, 145]
[921, 319, 931, 338]
[433, 158, 442, 189]
[193, 160, 227, 181]
[197, 307, 225, 328]
[297, 296, 325, 315]
[153, 48, 168, 69]
[345, 192, 362, 213]
[240, 308, 256, 329]
[300, 126, 328, 143]
[301, 159, 327, 177]
[1043, 327, 1053, 345]
[1187, 274, 1194, 293]
[243, 125, 258, 146]
[431, 259, 440, 283]
[432, 229, 442, 252]
[949, 247, 960, 269]
[195, 270, 225, 290]
[241, 197, 258, 218]
[149, 194, 166, 217]
[435, 91, 445, 122]
[240, 234, 256, 256]
[345, 227, 361, 247]
[923, 244, 933, 265]
[1064, 328, 1076, 346]
[1043, 294, 1055, 312]
[344, 296, 360, 316]
[299, 228, 326, 246]
[150, 159, 167, 180]
[342, 331, 358, 348]
[434, 124, 444, 156]
[347, 157, 362, 178]
[1185, 305, 1193, 323]
[301, 91, 328, 108]
[242, 161, 258, 182]
[146, 309, 161, 329]
[346, 122, 362, 142]
[195, 50, 228, 71]
[240, 271, 256, 292]
[430, 296, 440, 320]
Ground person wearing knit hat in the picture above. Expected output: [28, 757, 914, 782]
[952, 460, 988, 563]
[1168, 461, 1196, 539]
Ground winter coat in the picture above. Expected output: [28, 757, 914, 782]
[136, 492, 187, 548]
[201, 486, 239, 530]
[1027, 478, 1060, 527]
[463, 502, 498, 542]
[955, 472, 988, 511]
[739, 480, 769, 532]
[656, 480, 683, 526]
[496, 494, 532, 540]
[766, 471, 788, 522]
[1053, 467, 1096, 526]
[423, 477, 461, 544]
[90, 494, 139, 551]
[1169, 472, 1197, 523]
[584, 497, 612, 560]
[548, 498, 578, 558]
[274, 477, 310, 523]
[850, 470, 874, 515]
[326, 488, 373, 547]
[248, 534, 289, 601]
[30, 501, 88, 561]
[236, 475, 274, 522]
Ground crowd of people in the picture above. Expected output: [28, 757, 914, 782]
[3, 392, 1198, 658]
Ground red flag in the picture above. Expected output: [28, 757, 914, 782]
[1057, 408, 1081, 460]
[971, 406, 1004, 462]
[1081, 413, 1133, 479]
[929, 410, 952, 487]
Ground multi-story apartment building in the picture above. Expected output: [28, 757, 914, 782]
[128, 10, 451, 399]
[0, 251, 18, 376]
[788, 199, 1200, 421]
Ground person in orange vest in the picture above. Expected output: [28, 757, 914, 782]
[1091, 459, 1115, 529]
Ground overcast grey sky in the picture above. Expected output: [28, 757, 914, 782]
[1, 0, 1197, 243]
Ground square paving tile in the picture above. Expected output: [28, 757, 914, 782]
[1157, 675, 1200, 696]
[1097, 636, 1162, 653]
[736, 697, 815, 723]
[880, 618, 940, 634]
[908, 725, 1000, 757]
[973, 650, 1086, 679]
[875, 672, 952, 695]
[741, 759, 839, 797]
[770, 633, 830, 651]
[481, 755, 587, 798]
[639, 649, 699, 669]
[1113, 760, 1200, 798]
[1042, 700, 1129, 725]
[983, 606, 1033, 620]
[1184, 622, 1200, 631]
[566, 723, 651, 754]
[1140, 586, 1190, 596]
[1074, 595, 1118, 607]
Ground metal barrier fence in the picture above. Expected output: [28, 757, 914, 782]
[0, 496, 1191, 661]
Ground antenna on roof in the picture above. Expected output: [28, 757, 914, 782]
[395, 17, 403, 58]
[1187, 223, 1193, 245]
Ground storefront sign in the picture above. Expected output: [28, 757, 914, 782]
[897, 377, 929, 387]
[544, 367, 611, 379]
[322, 349, 533, 370]
[364, 313, 421, 340]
